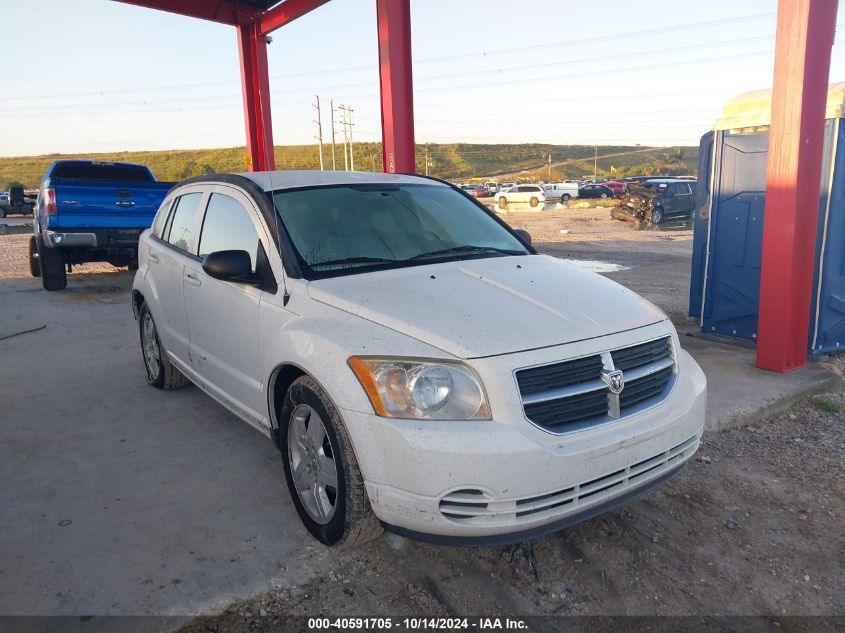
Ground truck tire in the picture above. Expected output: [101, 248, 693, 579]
[138, 302, 190, 390]
[562, 194, 571, 202]
[37, 237, 67, 291]
[529, 196, 539, 207]
[0, 208, 6, 218]
[28, 236, 41, 278]
[280, 375, 383, 548]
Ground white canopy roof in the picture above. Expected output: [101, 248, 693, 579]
[713, 82, 845, 131]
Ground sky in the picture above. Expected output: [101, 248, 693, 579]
[2, 0, 845, 157]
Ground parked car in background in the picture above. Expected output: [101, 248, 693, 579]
[599, 181, 625, 196]
[484, 182, 499, 196]
[498, 181, 516, 192]
[1, 186, 36, 217]
[132, 170, 706, 547]
[613, 179, 697, 224]
[543, 182, 580, 201]
[497, 184, 545, 207]
[578, 184, 614, 199]
[32, 160, 174, 290]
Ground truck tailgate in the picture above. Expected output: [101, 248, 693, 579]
[52, 181, 173, 230]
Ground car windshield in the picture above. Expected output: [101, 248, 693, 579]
[271, 183, 530, 279]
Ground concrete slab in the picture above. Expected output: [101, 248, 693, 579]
[678, 327, 843, 431]
[1, 265, 841, 617]
[0, 274, 317, 616]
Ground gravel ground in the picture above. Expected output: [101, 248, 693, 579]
[183, 392, 844, 629]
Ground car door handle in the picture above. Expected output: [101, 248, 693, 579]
[148, 252, 160, 264]
[115, 200, 135, 207]
[184, 272, 202, 286]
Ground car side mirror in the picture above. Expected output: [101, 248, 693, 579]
[514, 229, 533, 245]
[202, 250, 253, 282]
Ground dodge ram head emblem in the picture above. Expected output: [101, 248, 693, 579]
[603, 370, 625, 394]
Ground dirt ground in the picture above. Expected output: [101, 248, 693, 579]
[183, 392, 844, 628]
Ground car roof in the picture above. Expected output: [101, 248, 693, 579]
[240, 170, 442, 192]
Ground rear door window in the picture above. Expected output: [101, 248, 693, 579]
[163, 192, 203, 253]
[198, 193, 260, 272]
[677, 183, 692, 195]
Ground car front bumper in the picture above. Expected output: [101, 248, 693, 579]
[342, 349, 706, 542]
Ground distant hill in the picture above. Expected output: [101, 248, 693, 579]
[0, 143, 698, 188]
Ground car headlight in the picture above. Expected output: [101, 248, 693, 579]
[348, 357, 491, 420]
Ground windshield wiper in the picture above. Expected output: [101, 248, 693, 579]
[408, 245, 525, 261]
[309, 256, 397, 269]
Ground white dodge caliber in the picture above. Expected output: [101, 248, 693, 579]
[132, 171, 706, 547]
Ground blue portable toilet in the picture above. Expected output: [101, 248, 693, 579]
[689, 84, 845, 354]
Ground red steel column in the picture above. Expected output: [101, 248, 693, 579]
[756, 0, 837, 372]
[237, 19, 275, 171]
[376, 0, 415, 173]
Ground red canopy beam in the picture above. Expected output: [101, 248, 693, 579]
[376, 0, 415, 174]
[258, 0, 331, 35]
[116, 0, 248, 25]
[237, 19, 275, 171]
[756, 0, 838, 372]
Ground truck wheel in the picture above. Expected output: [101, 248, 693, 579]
[651, 207, 664, 224]
[138, 302, 190, 390]
[280, 376, 382, 548]
[529, 197, 539, 207]
[0, 208, 6, 218]
[498, 196, 507, 207]
[37, 237, 67, 291]
[128, 257, 139, 271]
[28, 236, 41, 278]
[562, 194, 571, 201]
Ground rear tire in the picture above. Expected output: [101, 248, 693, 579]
[138, 302, 190, 390]
[0, 208, 6, 218]
[281, 376, 382, 548]
[37, 237, 66, 291]
[28, 236, 41, 278]
[600, 193, 609, 199]
[498, 196, 507, 208]
[562, 194, 571, 201]
[529, 196, 539, 207]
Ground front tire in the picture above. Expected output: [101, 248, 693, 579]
[498, 196, 507, 208]
[28, 236, 41, 278]
[651, 207, 664, 224]
[37, 236, 66, 291]
[280, 376, 382, 547]
[138, 302, 190, 390]
[600, 192, 609, 199]
[529, 196, 539, 207]
[562, 193, 571, 201]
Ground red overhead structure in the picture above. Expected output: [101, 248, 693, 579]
[376, 0, 416, 174]
[115, 0, 416, 174]
[756, 0, 838, 372]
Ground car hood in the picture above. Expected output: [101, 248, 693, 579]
[306, 255, 666, 359]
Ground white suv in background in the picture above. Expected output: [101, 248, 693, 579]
[497, 184, 545, 207]
[132, 171, 706, 547]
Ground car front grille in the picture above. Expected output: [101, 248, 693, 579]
[438, 433, 700, 524]
[515, 336, 675, 434]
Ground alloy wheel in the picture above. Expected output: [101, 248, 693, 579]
[141, 312, 161, 381]
[287, 404, 338, 524]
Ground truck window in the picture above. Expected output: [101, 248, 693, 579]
[198, 194, 260, 272]
[51, 163, 154, 182]
[163, 193, 203, 252]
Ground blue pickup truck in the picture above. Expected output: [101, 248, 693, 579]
[31, 160, 173, 290]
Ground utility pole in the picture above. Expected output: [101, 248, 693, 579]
[338, 105, 354, 171]
[425, 148, 430, 176]
[330, 99, 337, 170]
[594, 145, 598, 180]
[313, 95, 324, 171]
